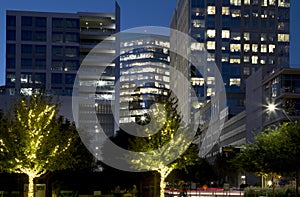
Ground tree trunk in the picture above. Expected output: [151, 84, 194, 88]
[271, 176, 275, 197]
[159, 173, 166, 197]
[296, 171, 299, 197]
[27, 175, 35, 197]
[158, 167, 173, 197]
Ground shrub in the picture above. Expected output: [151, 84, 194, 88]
[244, 186, 295, 197]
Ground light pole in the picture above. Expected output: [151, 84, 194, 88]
[266, 103, 293, 122]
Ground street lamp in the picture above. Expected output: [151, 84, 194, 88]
[266, 103, 293, 122]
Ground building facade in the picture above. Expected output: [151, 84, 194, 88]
[171, 0, 290, 116]
[5, 5, 120, 136]
[119, 33, 170, 125]
[246, 68, 300, 142]
[171, 0, 290, 158]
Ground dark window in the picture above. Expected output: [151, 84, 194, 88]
[6, 58, 16, 69]
[21, 30, 32, 41]
[51, 73, 62, 84]
[252, 21, 258, 28]
[66, 18, 79, 28]
[6, 44, 16, 55]
[34, 31, 46, 41]
[35, 45, 46, 55]
[52, 88, 63, 95]
[65, 32, 79, 43]
[65, 47, 78, 58]
[52, 32, 64, 43]
[6, 15, 16, 26]
[52, 46, 63, 57]
[65, 60, 78, 70]
[21, 44, 33, 54]
[52, 18, 64, 28]
[35, 59, 46, 69]
[6, 30, 16, 40]
[21, 59, 33, 69]
[21, 16, 32, 27]
[65, 88, 73, 96]
[35, 17, 46, 27]
[51, 60, 63, 71]
[65, 74, 76, 84]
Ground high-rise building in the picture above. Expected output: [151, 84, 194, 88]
[118, 33, 170, 125]
[5, 4, 120, 136]
[171, 0, 290, 158]
[171, 0, 290, 116]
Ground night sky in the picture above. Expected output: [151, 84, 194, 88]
[0, 0, 299, 85]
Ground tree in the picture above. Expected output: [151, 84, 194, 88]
[232, 122, 300, 197]
[0, 94, 93, 197]
[127, 96, 201, 197]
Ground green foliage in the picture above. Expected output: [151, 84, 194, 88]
[232, 122, 300, 177]
[128, 94, 200, 173]
[244, 186, 295, 197]
[0, 94, 93, 176]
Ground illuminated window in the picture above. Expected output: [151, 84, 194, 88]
[244, 56, 250, 63]
[231, 10, 241, 18]
[207, 41, 215, 50]
[207, 6, 216, 15]
[269, 57, 275, 64]
[230, 58, 240, 64]
[261, 33, 267, 41]
[207, 54, 215, 62]
[278, 34, 289, 42]
[269, 44, 276, 53]
[269, 0, 276, 5]
[261, 45, 267, 53]
[260, 56, 267, 64]
[243, 67, 250, 75]
[230, 44, 241, 52]
[193, 20, 205, 28]
[244, 44, 250, 52]
[261, 0, 268, 6]
[231, 32, 240, 40]
[21, 73, 33, 83]
[222, 30, 230, 39]
[261, 10, 268, 18]
[222, 7, 230, 15]
[230, 78, 241, 86]
[222, 55, 229, 62]
[278, 22, 286, 30]
[244, 33, 250, 41]
[252, 56, 258, 64]
[252, 10, 259, 17]
[191, 78, 205, 86]
[252, 44, 258, 52]
[222, 42, 229, 51]
[207, 29, 216, 38]
[244, 0, 251, 4]
[278, 0, 290, 7]
[230, 0, 241, 6]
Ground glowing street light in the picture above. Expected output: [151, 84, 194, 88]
[267, 103, 276, 112]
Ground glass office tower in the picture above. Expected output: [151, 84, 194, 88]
[119, 33, 170, 125]
[171, 0, 290, 116]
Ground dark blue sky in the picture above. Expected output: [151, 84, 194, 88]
[0, 0, 299, 85]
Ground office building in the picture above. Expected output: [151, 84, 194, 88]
[119, 33, 170, 125]
[171, 0, 290, 157]
[171, 0, 290, 115]
[246, 67, 300, 142]
[5, 5, 120, 136]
